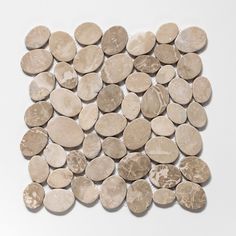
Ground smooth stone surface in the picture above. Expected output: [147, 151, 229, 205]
[167, 103, 187, 124]
[47, 116, 84, 148]
[21, 49, 53, 75]
[126, 179, 152, 214]
[67, 150, 87, 174]
[121, 93, 140, 120]
[175, 124, 202, 156]
[20, 127, 48, 157]
[153, 188, 176, 206]
[85, 155, 115, 181]
[155, 65, 176, 84]
[73, 45, 104, 74]
[123, 118, 151, 150]
[24, 101, 53, 127]
[82, 133, 101, 159]
[100, 175, 127, 209]
[95, 113, 127, 137]
[101, 53, 133, 84]
[118, 152, 151, 181]
[50, 88, 82, 117]
[156, 23, 179, 44]
[101, 26, 128, 55]
[151, 116, 175, 136]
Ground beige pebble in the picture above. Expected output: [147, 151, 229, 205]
[100, 175, 126, 209]
[95, 113, 127, 137]
[175, 181, 206, 210]
[28, 155, 49, 183]
[123, 118, 151, 150]
[151, 116, 175, 136]
[74, 22, 102, 45]
[43, 143, 66, 168]
[47, 116, 84, 148]
[179, 156, 210, 183]
[153, 188, 175, 206]
[82, 133, 101, 159]
[97, 84, 123, 112]
[79, 104, 99, 131]
[121, 93, 140, 120]
[49, 31, 77, 62]
[118, 152, 151, 181]
[77, 73, 102, 101]
[156, 23, 179, 44]
[175, 124, 202, 156]
[85, 155, 115, 181]
[101, 26, 128, 55]
[141, 85, 169, 118]
[20, 127, 48, 157]
[73, 45, 104, 74]
[177, 53, 202, 80]
[155, 65, 176, 84]
[47, 168, 73, 188]
[126, 72, 151, 93]
[21, 49, 53, 75]
[168, 78, 192, 105]
[133, 55, 161, 74]
[175, 26, 207, 53]
[67, 150, 87, 174]
[54, 62, 78, 90]
[23, 182, 45, 209]
[126, 32, 156, 56]
[24, 101, 53, 127]
[102, 137, 126, 159]
[167, 103, 187, 124]
[71, 176, 98, 204]
[145, 137, 179, 163]
[187, 101, 207, 128]
[43, 189, 75, 213]
[50, 88, 82, 117]
[29, 72, 55, 101]
[149, 164, 182, 188]
[154, 44, 180, 64]
[101, 53, 133, 84]
[127, 179, 152, 214]
[192, 76, 212, 104]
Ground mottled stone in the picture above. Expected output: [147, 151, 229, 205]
[167, 103, 187, 125]
[82, 133, 101, 159]
[156, 23, 179, 44]
[121, 93, 140, 120]
[151, 116, 175, 136]
[155, 65, 176, 84]
[153, 188, 175, 206]
[67, 150, 87, 174]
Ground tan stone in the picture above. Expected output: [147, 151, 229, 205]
[82, 133, 101, 159]
[67, 150, 87, 174]
[121, 93, 140, 120]
[167, 103, 187, 124]
[153, 188, 175, 206]
[155, 65, 176, 84]
[156, 23, 179, 44]
[151, 116, 175, 136]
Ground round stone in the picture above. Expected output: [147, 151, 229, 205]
[126, 72, 151, 93]
[151, 116, 175, 136]
[127, 179, 152, 214]
[177, 53, 202, 80]
[179, 156, 211, 183]
[67, 150, 87, 174]
[153, 188, 175, 206]
[149, 164, 182, 188]
[85, 155, 115, 181]
[168, 78, 192, 105]
[71, 176, 99, 204]
[102, 137, 126, 160]
[73, 45, 104, 74]
[47, 116, 84, 148]
[77, 73, 102, 101]
[74, 22, 102, 45]
[95, 113, 127, 137]
[175, 124, 202, 156]
[126, 31, 156, 56]
[28, 155, 49, 183]
[175, 26, 207, 53]
[101, 26, 128, 55]
[50, 88, 82, 117]
[49, 31, 77, 62]
[123, 118, 151, 150]
[141, 85, 169, 118]
[82, 133, 101, 159]
[20, 127, 48, 157]
[156, 23, 179, 44]
[100, 175, 127, 209]
[23, 183, 45, 209]
[97, 84, 123, 112]
[192, 76, 212, 104]
[121, 93, 140, 120]
[155, 65, 176, 84]
[175, 181, 206, 210]
[21, 49, 53, 75]
[145, 137, 179, 163]
[24, 101, 53, 127]
[101, 53, 133, 84]
[118, 152, 151, 181]
[167, 103, 187, 124]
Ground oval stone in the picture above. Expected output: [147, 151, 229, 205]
[121, 93, 140, 120]
[82, 133, 101, 159]
[67, 150, 87, 174]
[156, 23, 179, 44]
[151, 116, 175, 136]
[153, 188, 176, 206]
[155, 65, 176, 84]
[167, 103, 187, 125]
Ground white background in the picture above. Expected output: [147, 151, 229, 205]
[0, 0, 235, 235]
